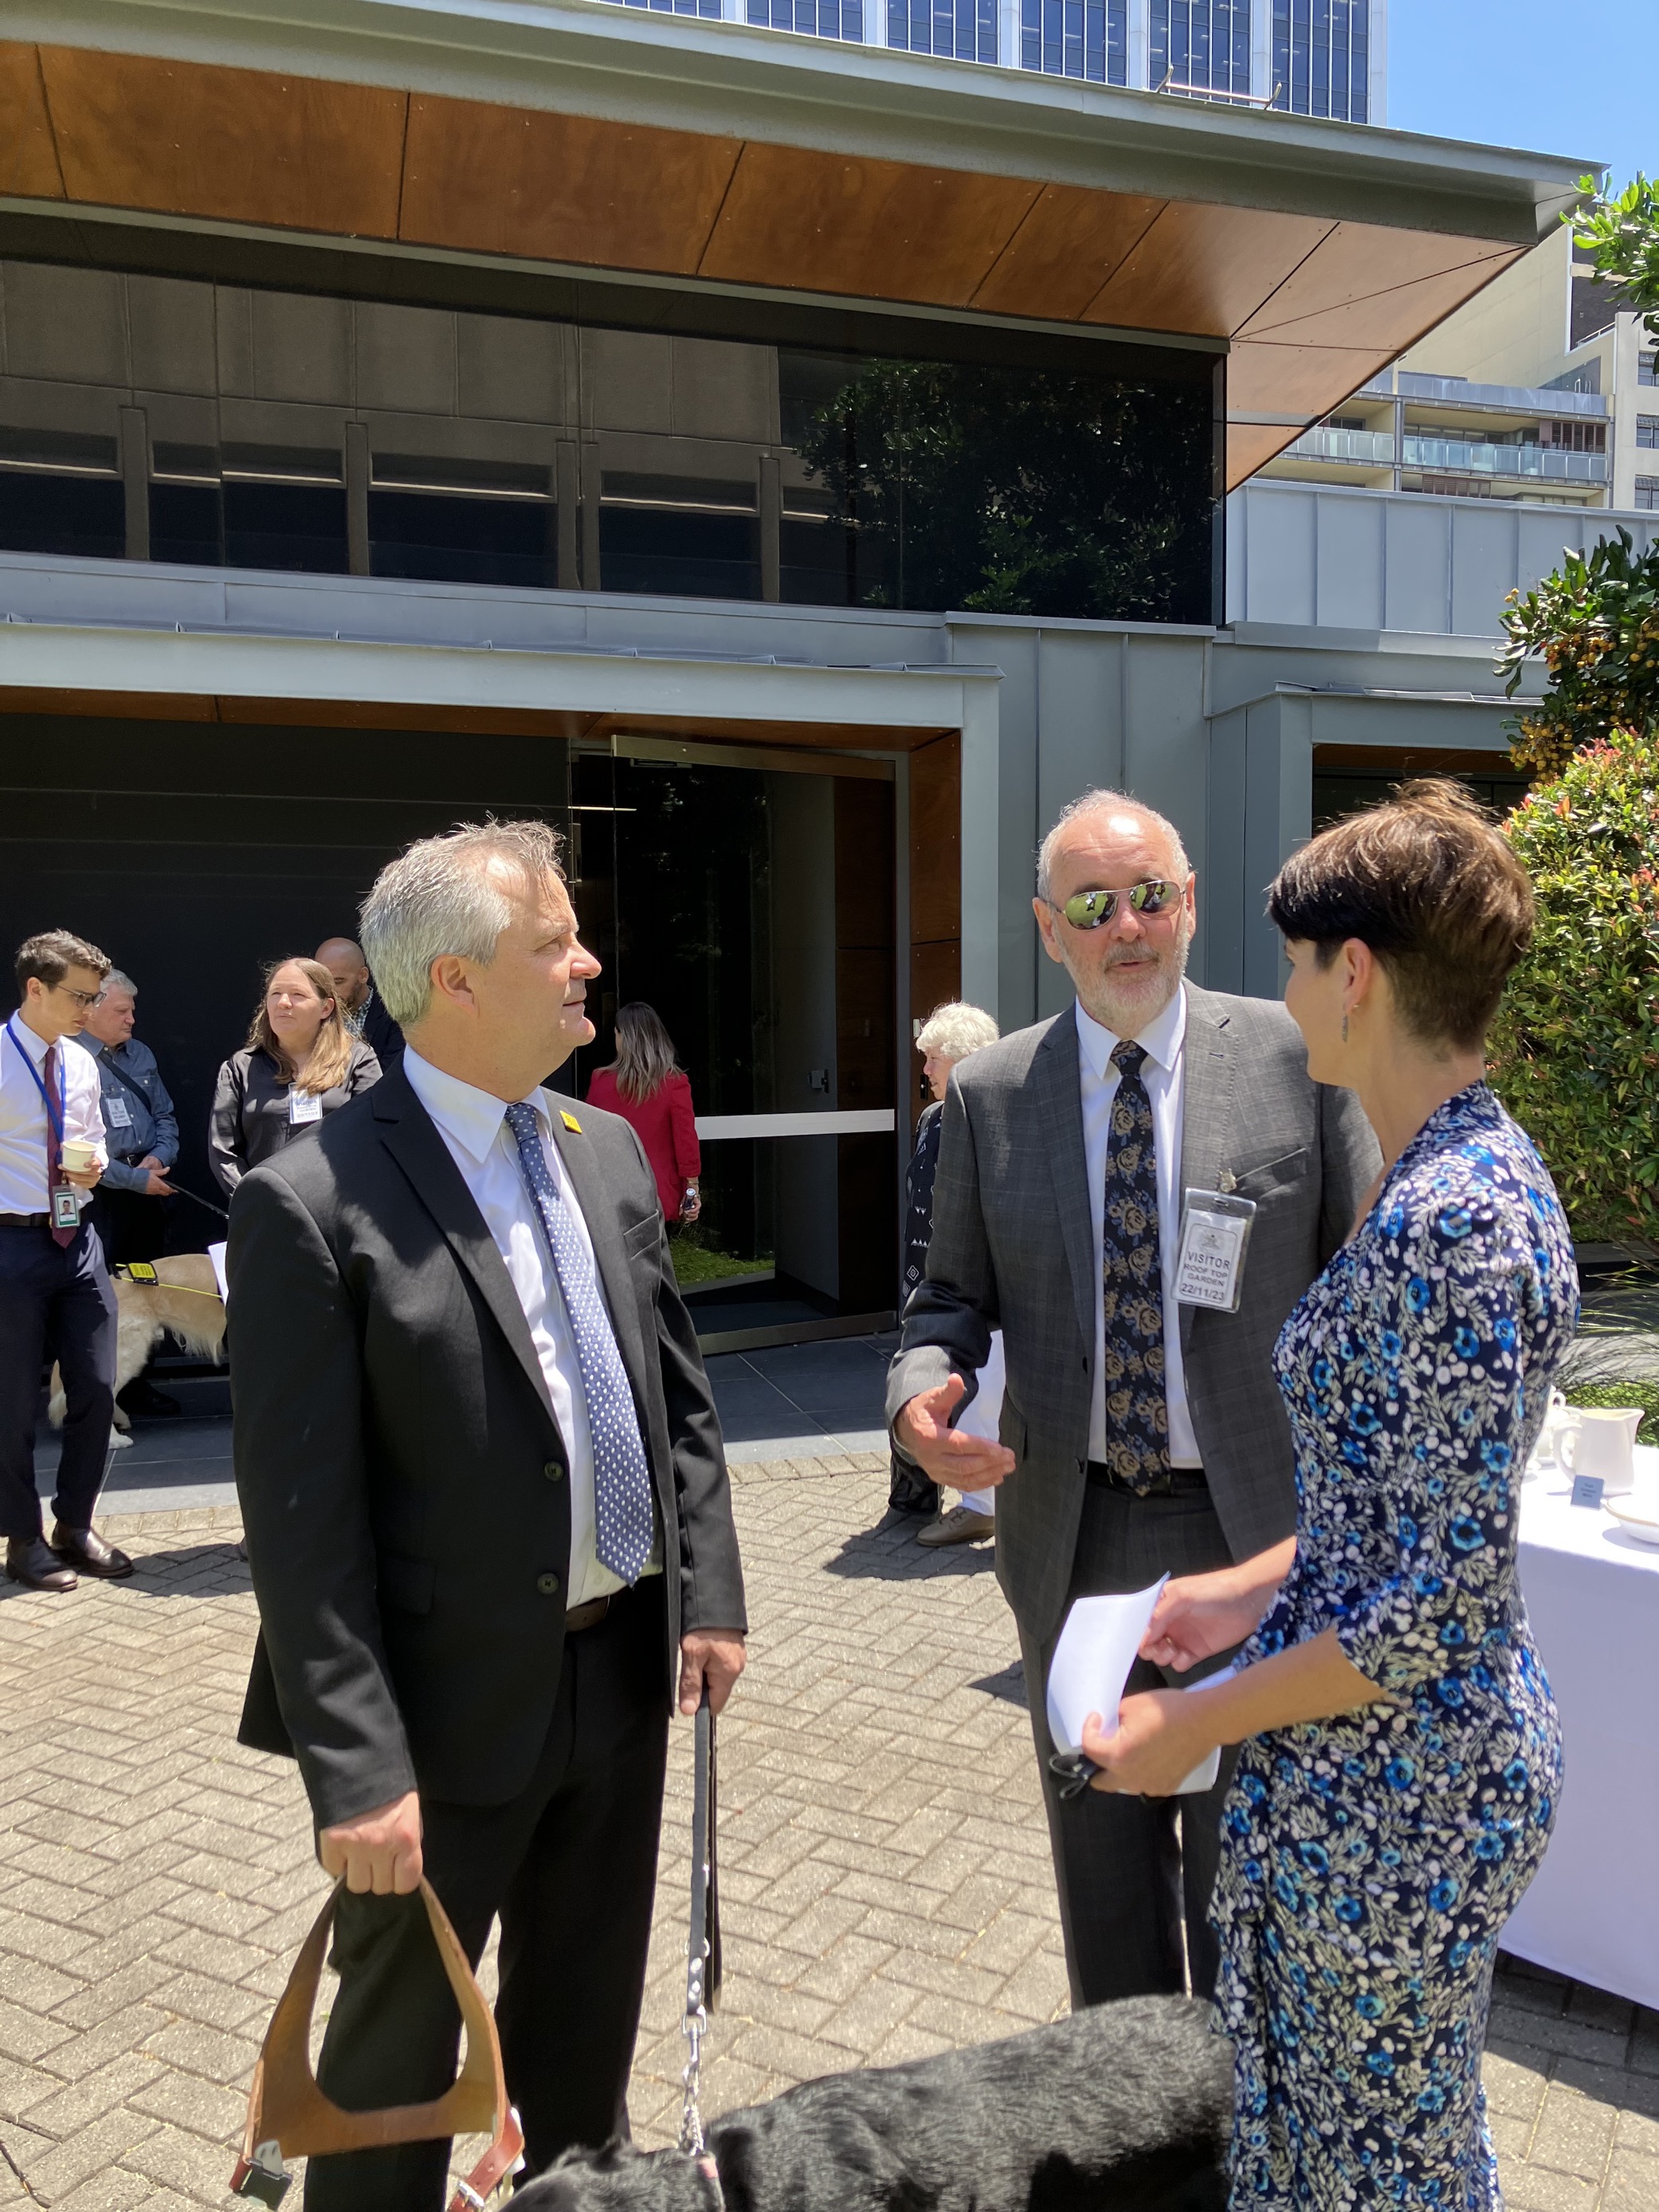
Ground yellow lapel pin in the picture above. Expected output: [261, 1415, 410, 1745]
[560, 1111, 582, 1134]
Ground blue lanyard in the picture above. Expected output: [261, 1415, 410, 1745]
[5, 1018, 68, 1150]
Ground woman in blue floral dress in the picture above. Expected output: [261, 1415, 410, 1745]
[1083, 782, 1574, 2210]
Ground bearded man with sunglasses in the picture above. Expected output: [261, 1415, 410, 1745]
[887, 790, 1379, 2007]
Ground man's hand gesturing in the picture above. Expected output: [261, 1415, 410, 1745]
[319, 1789, 424, 1894]
[894, 1375, 1016, 1492]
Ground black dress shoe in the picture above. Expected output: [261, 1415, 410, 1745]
[6, 1536, 77, 1592]
[49, 1524, 134, 1579]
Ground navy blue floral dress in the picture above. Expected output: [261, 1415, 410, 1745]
[1211, 1084, 1575, 2210]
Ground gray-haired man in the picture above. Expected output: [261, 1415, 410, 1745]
[888, 790, 1379, 2006]
[233, 822, 746, 2207]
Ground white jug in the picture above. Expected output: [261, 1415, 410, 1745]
[1558, 1406, 1643, 1496]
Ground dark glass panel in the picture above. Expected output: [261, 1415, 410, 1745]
[779, 351, 1214, 623]
[223, 480, 347, 574]
[599, 505, 760, 601]
[150, 481, 222, 567]
[0, 473, 123, 559]
[369, 490, 555, 589]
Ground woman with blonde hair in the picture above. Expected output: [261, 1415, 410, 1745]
[586, 1002, 702, 1226]
[210, 957, 381, 1197]
[896, 1000, 1002, 1546]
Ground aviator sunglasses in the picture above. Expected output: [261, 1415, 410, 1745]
[1050, 877, 1188, 931]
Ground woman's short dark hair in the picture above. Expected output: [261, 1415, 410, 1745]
[1267, 779, 1535, 1053]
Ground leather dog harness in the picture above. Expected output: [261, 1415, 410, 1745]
[229, 1877, 523, 2207]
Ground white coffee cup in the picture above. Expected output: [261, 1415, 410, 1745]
[1557, 1406, 1642, 1496]
[59, 1139, 98, 1175]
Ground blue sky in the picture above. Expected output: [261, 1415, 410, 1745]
[1390, 0, 1656, 190]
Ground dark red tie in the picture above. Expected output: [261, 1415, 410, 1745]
[44, 1042, 73, 1246]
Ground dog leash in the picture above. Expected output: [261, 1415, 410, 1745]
[229, 1876, 523, 2207]
[679, 1686, 726, 2208]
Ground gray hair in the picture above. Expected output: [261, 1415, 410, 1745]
[1035, 790, 1190, 903]
[99, 970, 138, 998]
[360, 818, 567, 1029]
[916, 1001, 999, 1061]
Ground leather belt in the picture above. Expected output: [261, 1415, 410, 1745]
[564, 1594, 612, 1634]
[1086, 1461, 1209, 1497]
[0, 1212, 50, 1228]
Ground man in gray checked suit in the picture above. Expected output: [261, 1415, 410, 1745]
[888, 789, 1379, 2006]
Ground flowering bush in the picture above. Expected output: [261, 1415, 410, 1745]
[1488, 729, 1659, 1245]
[1498, 531, 1659, 781]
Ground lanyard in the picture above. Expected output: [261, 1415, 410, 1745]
[5, 1018, 67, 1149]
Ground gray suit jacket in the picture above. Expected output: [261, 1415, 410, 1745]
[885, 985, 1381, 1642]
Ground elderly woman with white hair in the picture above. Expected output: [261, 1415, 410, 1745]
[894, 1001, 1003, 1547]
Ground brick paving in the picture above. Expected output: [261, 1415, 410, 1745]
[0, 1455, 1655, 2209]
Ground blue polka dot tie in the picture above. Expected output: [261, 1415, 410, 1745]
[504, 1101, 655, 1583]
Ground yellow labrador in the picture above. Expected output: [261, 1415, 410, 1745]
[49, 1253, 226, 1443]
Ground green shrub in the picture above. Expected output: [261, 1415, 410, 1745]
[1488, 728, 1659, 1246]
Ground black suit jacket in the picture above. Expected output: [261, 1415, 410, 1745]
[229, 1063, 746, 1830]
[359, 989, 405, 1068]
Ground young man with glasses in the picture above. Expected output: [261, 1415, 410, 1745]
[1, 930, 132, 1591]
[886, 790, 1379, 2009]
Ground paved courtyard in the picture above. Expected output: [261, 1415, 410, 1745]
[1, 1455, 1657, 2210]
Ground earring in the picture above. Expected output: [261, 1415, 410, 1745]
[1341, 1012, 1349, 1044]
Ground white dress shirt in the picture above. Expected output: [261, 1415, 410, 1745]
[0, 1018, 106, 1218]
[1075, 988, 1202, 1469]
[402, 1047, 658, 1606]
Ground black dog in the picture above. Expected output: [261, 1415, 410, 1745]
[516, 1995, 1231, 2212]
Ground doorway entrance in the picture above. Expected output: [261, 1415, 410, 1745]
[565, 738, 899, 1351]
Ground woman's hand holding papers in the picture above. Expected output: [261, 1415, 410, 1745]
[1081, 1691, 1214, 1799]
[1139, 1538, 1296, 1673]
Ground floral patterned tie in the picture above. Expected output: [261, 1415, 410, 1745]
[504, 1101, 655, 1583]
[1100, 1041, 1170, 1495]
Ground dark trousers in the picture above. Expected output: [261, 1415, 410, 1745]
[1018, 1478, 1240, 2010]
[0, 1220, 117, 1542]
[304, 1580, 673, 2211]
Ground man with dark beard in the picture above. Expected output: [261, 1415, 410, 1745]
[886, 790, 1379, 2006]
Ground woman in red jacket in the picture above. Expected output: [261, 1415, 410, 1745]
[585, 1002, 702, 1225]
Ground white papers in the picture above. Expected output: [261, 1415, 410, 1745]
[1047, 1583, 1229, 1794]
[208, 1241, 229, 1303]
[1046, 1580, 1169, 1757]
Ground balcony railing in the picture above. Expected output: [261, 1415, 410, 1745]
[1401, 436, 1608, 484]
[1285, 426, 1395, 465]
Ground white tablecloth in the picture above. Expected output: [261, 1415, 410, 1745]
[1501, 1447, 1659, 2006]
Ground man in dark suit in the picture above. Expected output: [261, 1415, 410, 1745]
[236, 823, 747, 2210]
[316, 932, 405, 1066]
[887, 790, 1379, 2009]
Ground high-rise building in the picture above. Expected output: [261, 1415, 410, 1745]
[615, 0, 1386, 120]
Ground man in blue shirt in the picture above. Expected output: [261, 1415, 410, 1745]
[82, 972, 183, 1415]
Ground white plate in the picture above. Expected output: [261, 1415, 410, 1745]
[1606, 1495, 1659, 1545]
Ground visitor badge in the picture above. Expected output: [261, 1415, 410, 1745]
[52, 1184, 82, 1231]
[104, 1094, 132, 1128]
[1174, 1187, 1257, 1312]
[288, 1088, 323, 1125]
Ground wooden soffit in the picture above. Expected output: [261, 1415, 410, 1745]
[0, 37, 1541, 488]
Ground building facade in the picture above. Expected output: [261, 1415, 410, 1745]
[619, 0, 1386, 114]
[0, 0, 1576, 1344]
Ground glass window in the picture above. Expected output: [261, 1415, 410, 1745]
[1152, 1, 1250, 98]
[1021, 0, 1128, 83]
[1273, 0, 1370, 121]
[1638, 477, 1659, 512]
[1641, 355, 1659, 388]
[890, 0, 997, 61]
[0, 256, 1218, 626]
[1637, 415, 1659, 449]
[747, 0, 863, 33]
